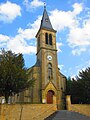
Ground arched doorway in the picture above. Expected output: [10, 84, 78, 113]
[47, 90, 54, 104]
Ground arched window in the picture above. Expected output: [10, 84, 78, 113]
[48, 63, 53, 79]
[45, 33, 48, 44]
[49, 34, 52, 45]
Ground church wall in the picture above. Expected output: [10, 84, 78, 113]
[23, 89, 30, 102]
[57, 90, 63, 109]
[58, 72, 66, 92]
[66, 95, 90, 117]
[18, 91, 24, 102]
[17, 66, 41, 103]
[31, 66, 41, 103]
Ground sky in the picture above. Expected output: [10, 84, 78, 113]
[0, 0, 90, 78]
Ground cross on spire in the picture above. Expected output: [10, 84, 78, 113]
[44, 2, 46, 9]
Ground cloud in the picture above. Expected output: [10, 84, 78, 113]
[49, 3, 90, 55]
[0, 33, 36, 54]
[68, 19, 90, 55]
[0, 14, 41, 54]
[23, 0, 44, 10]
[0, 13, 41, 54]
[58, 64, 64, 70]
[70, 59, 90, 79]
[49, 3, 83, 31]
[72, 3, 83, 15]
[18, 15, 41, 40]
[7, 35, 36, 54]
[0, 34, 10, 48]
[56, 42, 63, 52]
[0, 1, 21, 23]
[11, 15, 42, 54]
[0, 12, 41, 54]
[1, 2, 90, 56]
[68, 27, 90, 47]
[30, 0, 44, 8]
[0, 34, 10, 42]
[72, 47, 87, 55]
[50, 9, 77, 31]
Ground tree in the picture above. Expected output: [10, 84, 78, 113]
[76, 67, 90, 103]
[66, 77, 81, 103]
[0, 49, 34, 103]
[66, 67, 90, 104]
[66, 77, 72, 95]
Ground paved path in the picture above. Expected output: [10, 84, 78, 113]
[45, 110, 90, 120]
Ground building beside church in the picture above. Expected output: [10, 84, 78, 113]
[17, 6, 66, 109]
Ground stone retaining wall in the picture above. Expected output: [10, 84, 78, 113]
[0, 104, 57, 120]
[66, 95, 90, 117]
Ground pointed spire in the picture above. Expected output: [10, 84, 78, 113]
[36, 3, 56, 37]
[40, 3, 55, 31]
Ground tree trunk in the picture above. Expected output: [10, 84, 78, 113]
[5, 93, 9, 103]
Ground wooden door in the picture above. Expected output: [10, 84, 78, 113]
[47, 90, 54, 104]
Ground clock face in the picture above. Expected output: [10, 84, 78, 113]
[47, 55, 52, 61]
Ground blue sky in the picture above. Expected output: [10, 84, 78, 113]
[0, 0, 90, 78]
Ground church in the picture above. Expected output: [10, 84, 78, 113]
[17, 6, 66, 109]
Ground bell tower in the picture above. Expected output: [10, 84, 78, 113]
[36, 6, 60, 104]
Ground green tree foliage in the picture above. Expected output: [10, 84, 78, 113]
[0, 49, 34, 103]
[66, 77, 72, 95]
[66, 67, 90, 104]
[77, 67, 90, 103]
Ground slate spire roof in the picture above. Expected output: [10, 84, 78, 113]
[36, 5, 56, 37]
[40, 5, 55, 32]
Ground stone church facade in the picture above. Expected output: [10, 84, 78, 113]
[17, 7, 66, 109]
